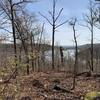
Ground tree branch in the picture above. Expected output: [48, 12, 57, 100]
[55, 8, 63, 22]
[39, 12, 53, 26]
[55, 20, 68, 28]
[48, 11, 53, 19]
[12, 0, 33, 6]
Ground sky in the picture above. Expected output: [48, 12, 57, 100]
[26, 0, 100, 46]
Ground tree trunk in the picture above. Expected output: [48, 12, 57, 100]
[10, 0, 17, 65]
[72, 22, 78, 90]
[60, 46, 64, 66]
[52, 26, 55, 69]
[30, 33, 34, 72]
[91, 24, 94, 71]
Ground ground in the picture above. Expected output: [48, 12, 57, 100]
[0, 71, 100, 100]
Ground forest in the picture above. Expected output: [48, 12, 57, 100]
[0, 0, 100, 100]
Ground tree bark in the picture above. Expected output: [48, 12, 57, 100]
[10, 0, 17, 65]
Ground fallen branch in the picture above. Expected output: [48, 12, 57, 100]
[76, 71, 91, 77]
[53, 85, 73, 93]
[0, 69, 17, 84]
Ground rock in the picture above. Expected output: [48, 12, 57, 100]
[85, 92, 100, 100]
[93, 96, 100, 100]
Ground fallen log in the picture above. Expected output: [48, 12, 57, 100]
[76, 71, 91, 77]
[53, 85, 73, 93]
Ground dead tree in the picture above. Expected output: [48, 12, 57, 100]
[39, 0, 68, 69]
[69, 18, 78, 90]
[60, 46, 64, 66]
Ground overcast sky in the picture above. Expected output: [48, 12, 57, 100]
[27, 0, 100, 46]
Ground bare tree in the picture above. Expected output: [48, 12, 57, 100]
[0, 0, 34, 75]
[69, 18, 78, 90]
[39, 0, 68, 69]
[0, 0, 17, 65]
[15, 11, 37, 74]
[83, 0, 97, 72]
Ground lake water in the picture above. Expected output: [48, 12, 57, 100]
[45, 49, 75, 61]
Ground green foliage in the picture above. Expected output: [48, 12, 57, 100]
[84, 91, 100, 100]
